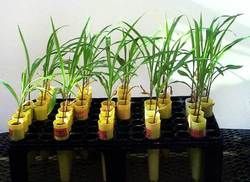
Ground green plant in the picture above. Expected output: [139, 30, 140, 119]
[125, 16, 190, 123]
[50, 18, 83, 120]
[0, 68, 50, 124]
[94, 21, 142, 122]
[76, 20, 110, 104]
[40, 24, 91, 106]
[127, 32, 165, 122]
[95, 35, 129, 122]
[121, 26, 157, 100]
[199, 14, 246, 101]
[40, 27, 64, 103]
[19, 26, 58, 113]
[158, 16, 191, 102]
[18, 26, 43, 103]
[0, 26, 51, 124]
[122, 22, 165, 124]
[116, 21, 143, 103]
[178, 14, 247, 121]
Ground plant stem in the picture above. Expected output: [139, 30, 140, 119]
[206, 78, 212, 102]
[40, 90, 43, 106]
[152, 97, 158, 124]
[121, 80, 127, 101]
[123, 80, 130, 105]
[42, 80, 45, 100]
[81, 78, 85, 106]
[162, 75, 166, 92]
[163, 80, 169, 103]
[61, 92, 66, 123]
[106, 99, 111, 124]
[194, 91, 199, 116]
[28, 89, 31, 102]
[44, 81, 49, 100]
[195, 96, 202, 123]
[17, 105, 22, 124]
[86, 79, 90, 94]
[149, 83, 153, 110]
[191, 59, 195, 102]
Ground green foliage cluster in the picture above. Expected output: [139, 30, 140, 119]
[1, 14, 246, 123]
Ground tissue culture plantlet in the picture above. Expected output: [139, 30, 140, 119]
[182, 15, 246, 100]
[178, 14, 247, 121]
[76, 20, 110, 105]
[122, 25, 159, 102]
[116, 20, 143, 103]
[157, 15, 191, 102]
[51, 18, 85, 121]
[18, 26, 43, 104]
[0, 68, 50, 124]
[37, 26, 82, 114]
[187, 16, 214, 120]
[102, 20, 143, 122]
[199, 14, 247, 101]
[133, 34, 165, 122]
[0, 27, 48, 124]
[95, 36, 126, 123]
[95, 21, 142, 122]
[40, 26, 65, 105]
[125, 18, 188, 123]
[123, 23, 165, 123]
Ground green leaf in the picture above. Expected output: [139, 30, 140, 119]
[117, 55, 126, 66]
[18, 26, 30, 77]
[215, 67, 224, 76]
[177, 70, 190, 77]
[50, 17, 67, 98]
[225, 64, 242, 69]
[0, 79, 20, 105]
[47, 89, 57, 115]
[30, 58, 43, 79]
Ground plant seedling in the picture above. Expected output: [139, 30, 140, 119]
[94, 36, 122, 123]
[50, 18, 83, 122]
[75, 20, 110, 105]
[157, 15, 191, 102]
[0, 71, 51, 124]
[116, 20, 143, 103]
[178, 14, 248, 122]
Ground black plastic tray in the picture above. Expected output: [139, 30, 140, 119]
[10, 96, 222, 150]
[3, 129, 250, 182]
[8, 96, 223, 182]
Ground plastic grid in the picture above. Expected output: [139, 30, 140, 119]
[7, 96, 223, 182]
[10, 97, 222, 150]
[0, 129, 250, 181]
[222, 130, 250, 182]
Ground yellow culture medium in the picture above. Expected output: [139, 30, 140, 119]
[145, 112, 161, 140]
[201, 97, 215, 118]
[73, 99, 89, 120]
[101, 100, 116, 110]
[8, 119, 25, 141]
[53, 119, 70, 141]
[77, 86, 92, 105]
[117, 100, 131, 120]
[12, 112, 29, 133]
[98, 119, 115, 140]
[22, 103, 33, 126]
[158, 99, 172, 119]
[55, 113, 71, 130]
[188, 115, 206, 137]
[58, 107, 73, 127]
[34, 102, 48, 121]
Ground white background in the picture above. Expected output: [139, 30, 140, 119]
[0, 0, 250, 132]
